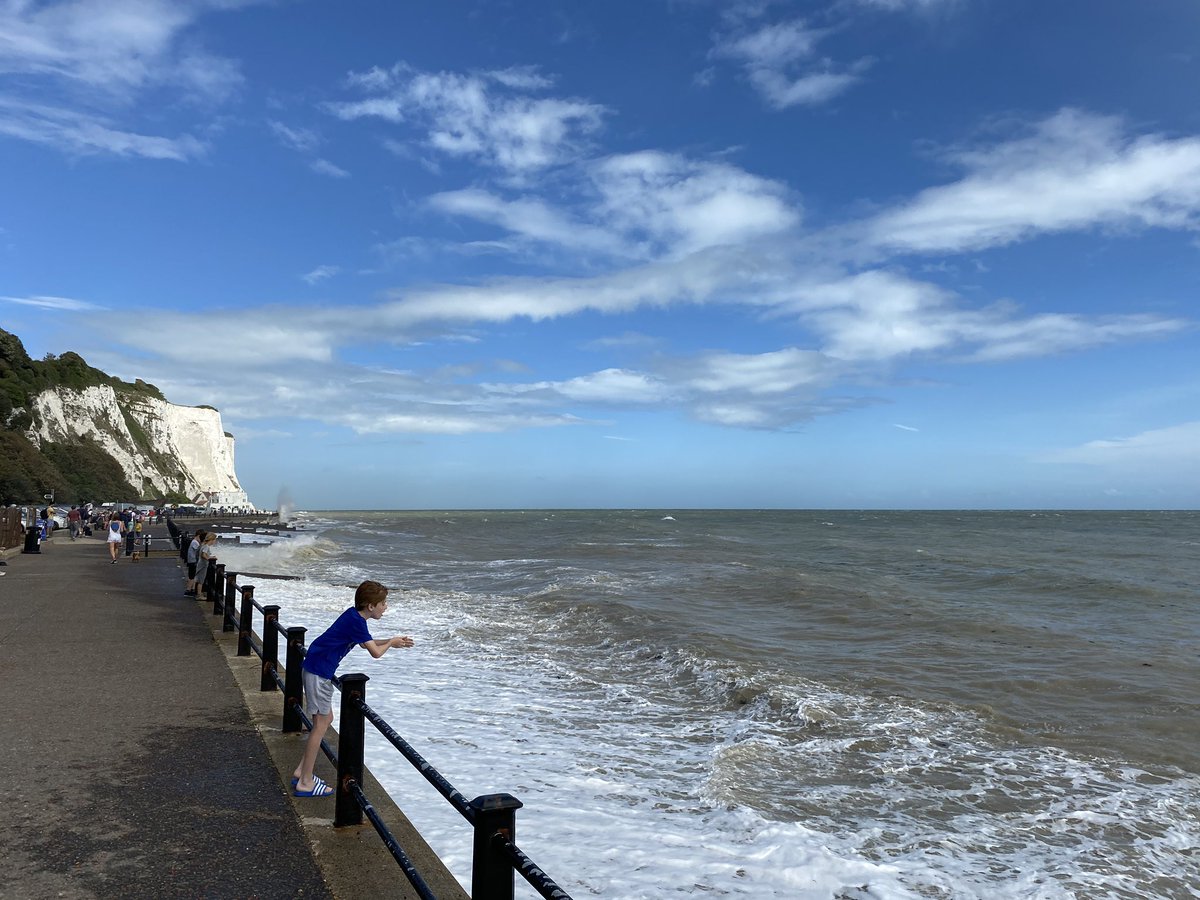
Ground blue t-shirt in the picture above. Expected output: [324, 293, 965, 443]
[303, 607, 374, 679]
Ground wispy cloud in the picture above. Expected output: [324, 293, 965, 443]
[0, 0, 250, 159]
[855, 0, 962, 12]
[310, 158, 349, 178]
[326, 64, 606, 175]
[269, 120, 349, 177]
[0, 97, 205, 160]
[0, 0, 244, 102]
[269, 120, 320, 153]
[86, 229, 1189, 436]
[1040, 421, 1200, 468]
[711, 18, 866, 109]
[1, 294, 101, 311]
[301, 265, 341, 286]
[865, 109, 1200, 254]
[429, 151, 801, 261]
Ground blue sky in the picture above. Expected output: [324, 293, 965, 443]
[2, 0, 1199, 510]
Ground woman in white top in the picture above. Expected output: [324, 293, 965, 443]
[105, 515, 125, 564]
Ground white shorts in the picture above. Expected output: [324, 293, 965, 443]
[302, 669, 335, 717]
[107, 532, 122, 543]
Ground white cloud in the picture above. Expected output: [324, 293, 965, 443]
[340, 410, 581, 435]
[682, 348, 833, 395]
[428, 188, 622, 255]
[493, 368, 672, 405]
[269, 120, 320, 153]
[779, 269, 1188, 363]
[720, 19, 827, 68]
[1041, 421, 1200, 468]
[590, 151, 801, 257]
[856, 0, 961, 11]
[310, 158, 349, 178]
[429, 152, 800, 261]
[748, 67, 863, 109]
[0, 0, 245, 101]
[0, 0, 249, 158]
[1, 294, 101, 311]
[0, 96, 205, 160]
[301, 265, 341, 285]
[327, 64, 605, 174]
[377, 247, 750, 326]
[712, 18, 865, 109]
[961, 312, 1187, 362]
[867, 109, 1200, 254]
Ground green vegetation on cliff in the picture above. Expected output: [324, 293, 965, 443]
[0, 328, 154, 504]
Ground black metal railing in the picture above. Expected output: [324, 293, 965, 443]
[179, 539, 574, 900]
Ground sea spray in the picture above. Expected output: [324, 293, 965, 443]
[210, 509, 1200, 898]
[276, 486, 295, 524]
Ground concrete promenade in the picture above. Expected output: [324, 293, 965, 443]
[0, 525, 468, 900]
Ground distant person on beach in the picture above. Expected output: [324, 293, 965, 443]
[105, 515, 124, 563]
[292, 581, 413, 798]
[185, 530, 206, 595]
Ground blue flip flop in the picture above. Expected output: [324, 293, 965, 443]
[294, 776, 333, 798]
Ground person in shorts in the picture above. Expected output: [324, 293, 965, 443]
[291, 581, 413, 797]
[184, 531, 206, 595]
[105, 514, 125, 563]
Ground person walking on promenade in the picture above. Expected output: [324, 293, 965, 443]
[184, 530, 206, 595]
[67, 505, 81, 540]
[105, 514, 124, 563]
[292, 581, 413, 798]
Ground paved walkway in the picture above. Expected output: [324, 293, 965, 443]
[0, 526, 466, 900]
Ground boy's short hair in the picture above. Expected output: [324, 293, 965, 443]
[354, 580, 389, 610]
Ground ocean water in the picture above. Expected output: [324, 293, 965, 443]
[213, 510, 1200, 899]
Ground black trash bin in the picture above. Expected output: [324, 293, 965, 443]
[22, 525, 40, 554]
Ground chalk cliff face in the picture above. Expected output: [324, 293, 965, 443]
[27, 385, 253, 507]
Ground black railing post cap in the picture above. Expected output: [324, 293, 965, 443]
[471, 793, 524, 812]
[340, 672, 369, 685]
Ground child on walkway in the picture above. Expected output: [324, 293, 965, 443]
[292, 580, 413, 797]
[184, 531, 206, 595]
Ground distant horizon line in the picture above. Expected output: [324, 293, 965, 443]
[289, 506, 1199, 513]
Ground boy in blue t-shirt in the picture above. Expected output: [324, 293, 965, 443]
[292, 580, 413, 797]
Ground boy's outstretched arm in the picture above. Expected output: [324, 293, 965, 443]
[360, 635, 414, 658]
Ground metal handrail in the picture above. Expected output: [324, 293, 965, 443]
[218, 567, 576, 900]
[352, 695, 477, 824]
[347, 780, 439, 900]
[493, 833, 574, 900]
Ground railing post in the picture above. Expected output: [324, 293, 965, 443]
[237, 585, 255, 656]
[221, 569, 236, 633]
[283, 626, 306, 733]
[471, 793, 524, 900]
[178, 531, 190, 562]
[211, 563, 225, 614]
[221, 571, 236, 618]
[261, 605, 280, 691]
[334, 673, 368, 828]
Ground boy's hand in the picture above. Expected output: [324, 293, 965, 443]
[390, 635, 414, 649]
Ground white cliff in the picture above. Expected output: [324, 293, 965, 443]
[27, 385, 254, 507]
